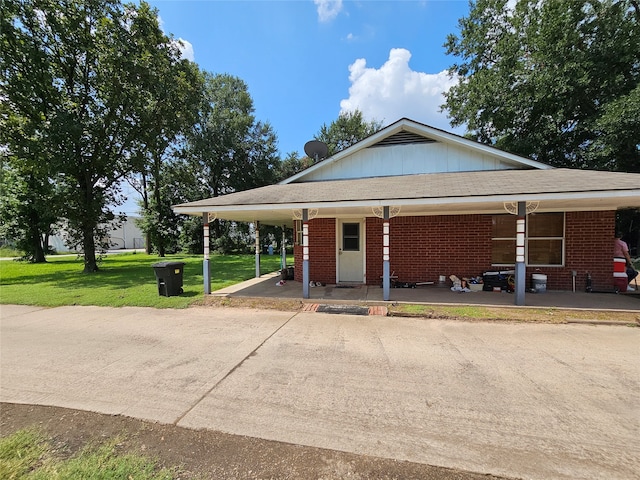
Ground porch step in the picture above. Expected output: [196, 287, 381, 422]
[303, 303, 388, 316]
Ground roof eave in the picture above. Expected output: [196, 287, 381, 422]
[173, 189, 640, 216]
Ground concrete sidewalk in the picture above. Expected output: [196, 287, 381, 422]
[1, 304, 639, 480]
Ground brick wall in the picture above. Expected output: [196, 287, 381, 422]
[294, 211, 616, 291]
[562, 210, 615, 291]
[366, 215, 492, 286]
[293, 218, 336, 284]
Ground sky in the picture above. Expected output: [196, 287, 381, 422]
[121, 0, 471, 214]
[153, 0, 469, 152]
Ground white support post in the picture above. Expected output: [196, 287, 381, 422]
[383, 206, 391, 301]
[515, 202, 526, 305]
[203, 212, 211, 295]
[302, 209, 310, 299]
[255, 221, 261, 278]
[281, 225, 287, 270]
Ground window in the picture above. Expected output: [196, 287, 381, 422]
[491, 215, 516, 264]
[527, 213, 564, 265]
[342, 223, 360, 251]
[491, 213, 564, 266]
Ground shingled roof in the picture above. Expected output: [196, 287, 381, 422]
[174, 168, 640, 225]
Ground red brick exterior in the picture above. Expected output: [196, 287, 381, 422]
[564, 211, 616, 291]
[294, 211, 616, 291]
[366, 215, 493, 286]
[293, 218, 336, 284]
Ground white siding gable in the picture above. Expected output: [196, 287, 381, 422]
[282, 119, 551, 185]
[300, 140, 519, 181]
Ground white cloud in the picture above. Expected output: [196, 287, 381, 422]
[340, 48, 461, 132]
[175, 38, 195, 61]
[314, 0, 343, 23]
[157, 15, 195, 62]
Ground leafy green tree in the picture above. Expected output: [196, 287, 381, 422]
[177, 72, 280, 253]
[128, 5, 203, 257]
[588, 84, 640, 173]
[0, 0, 61, 262]
[0, 155, 59, 261]
[183, 73, 254, 201]
[316, 110, 382, 158]
[443, 0, 640, 171]
[274, 151, 312, 181]
[1, 0, 194, 272]
[229, 120, 280, 191]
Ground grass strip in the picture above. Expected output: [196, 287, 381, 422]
[0, 429, 48, 479]
[0, 253, 287, 308]
[0, 429, 175, 479]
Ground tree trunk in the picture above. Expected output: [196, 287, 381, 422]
[31, 229, 46, 263]
[142, 173, 152, 255]
[33, 237, 46, 263]
[43, 233, 50, 254]
[83, 226, 98, 273]
[28, 210, 46, 263]
[152, 154, 165, 257]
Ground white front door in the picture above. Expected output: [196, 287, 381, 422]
[337, 220, 365, 283]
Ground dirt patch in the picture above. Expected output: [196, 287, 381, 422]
[193, 295, 302, 312]
[192, 295, 639, 325]
[1, 403, 510, 480]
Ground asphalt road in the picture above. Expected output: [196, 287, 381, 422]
[1, 304, 638, 480]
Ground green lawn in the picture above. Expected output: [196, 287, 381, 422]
[0, 429, 175, 479]
[0, 252, 287, 308]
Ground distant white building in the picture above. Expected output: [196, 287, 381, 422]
[108, 217, 145, 249]
[49, 217, 145, 252]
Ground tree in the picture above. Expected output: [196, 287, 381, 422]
[0, 0, 61, 262]
[178, 72, 280, 252]
[274, 151, 312, 181]
[183, 73, 255, 201]
[230, 120, 280, 191]
[443, 0, 640, 172]
[1, 0, 196, 272]
[316, 110, 383, 158]
[588, 84, 640, 173]
[128, 4, 203, 257]
[0, 155, 59, 261]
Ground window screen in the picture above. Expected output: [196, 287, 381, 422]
[343, 223, 360, 251]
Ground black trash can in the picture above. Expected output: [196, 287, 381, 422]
[152, 262, 185, 296]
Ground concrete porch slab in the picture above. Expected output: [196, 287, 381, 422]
[211, 271, 640, 312]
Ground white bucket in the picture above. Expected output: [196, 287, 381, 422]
[531, 273, 547, 293]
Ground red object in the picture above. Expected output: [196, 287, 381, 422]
[613, 272, 628, 293]
[613, 257, 626, 273]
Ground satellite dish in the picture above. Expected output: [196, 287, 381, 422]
[304, 140, 328, 161]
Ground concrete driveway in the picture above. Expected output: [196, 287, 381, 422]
[1, 304, 638, 480]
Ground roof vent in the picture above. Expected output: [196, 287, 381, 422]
[370, 130, 436, 148]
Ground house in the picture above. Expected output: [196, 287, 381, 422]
[173, 118, 640, 305]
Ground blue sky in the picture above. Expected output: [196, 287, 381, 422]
[151, 0, 469, 155]
[121, 0, 470, 214]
